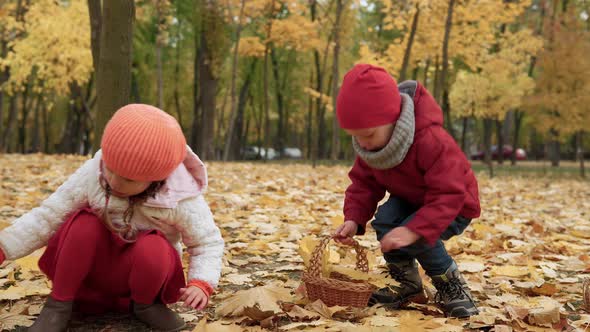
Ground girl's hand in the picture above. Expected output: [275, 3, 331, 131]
[333, 220, 358, 245]
[179, 286, 208, 310]
[380, 226, 421, 252]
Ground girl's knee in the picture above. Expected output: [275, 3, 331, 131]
[68, 211, 108, 240]
[133, 234, 172, 261]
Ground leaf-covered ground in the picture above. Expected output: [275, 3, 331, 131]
[1, 154, 590, 331]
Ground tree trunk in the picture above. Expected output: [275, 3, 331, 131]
[191, 20, 200, 149]
[42, 103, 49, 153]
[460, 117, 468, 154]
[436, 0, 455, 138]
[31, 94, 41, 153]
[483, 118, 494, 177]
[262, 0, 276, 162]
[496, 119, 504, 165]
[18, 84, 30, 153]
[198, 35, 217, 160]
[174, 45, 184, 132]
[88, 0, 102, 71]
[223, 0, 246, 161]
[156, 45, 164, 109]
[399, 4, 420, 82]
[318, 73, 331, 160]
[330, 0, 344, 160]
[173, 23, 184, 131]
[423, 58, 431, 86]
[306, 73, 313, 159]
[442, 89, 455, 138]
[270, 48, 286, 158]
[311, 0, 322, 167]
[511, 110, 524, 165]
[548, 130, 560, 167]
[435, 0, 454, 102]
[577, 131, 585, 178]
[432, 56, 440, 97]
[0, 41, 7, 144]
[1, 95, 18, 153]
[230, 60, 257, 159]
[94, 0, 135, 151]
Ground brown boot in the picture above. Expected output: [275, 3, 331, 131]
[28, 297, 73, 332]
[132, 302, 186, 332]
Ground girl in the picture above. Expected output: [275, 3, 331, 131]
[0, 104, 224, 332]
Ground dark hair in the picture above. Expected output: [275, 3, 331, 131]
[99, 174, 165, 242]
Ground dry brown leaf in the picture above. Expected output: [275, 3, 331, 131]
[363, 315, 400, 327]
[0, 301, 35, 329]
[215, 283, 291, 318]
[526, 297, 561, 327]
[0, 286, 26, 300]
[192, 318, 246, 332]
[305, 299, 346, 319]
[530, 283, 558, 296]
[285, 305, 320, 321]
[491, 265, 531, 277]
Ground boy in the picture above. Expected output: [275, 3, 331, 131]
[333, 64, 480, 318]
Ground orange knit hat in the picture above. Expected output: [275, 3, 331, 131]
[101, 104, 187, 182]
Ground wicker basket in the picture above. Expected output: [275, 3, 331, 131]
[302, 236, 376, 307]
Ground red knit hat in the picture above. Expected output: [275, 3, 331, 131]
[101, 104, 187, 182]
[336, 64, 402, 129]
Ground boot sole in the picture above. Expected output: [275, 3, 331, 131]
[371, 291, 428, 309]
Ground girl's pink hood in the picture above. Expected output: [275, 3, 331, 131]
[143, 145, 208, 208]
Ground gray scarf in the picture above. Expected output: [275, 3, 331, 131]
[352, 93, 415, 169]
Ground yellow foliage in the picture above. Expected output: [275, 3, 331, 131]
[269, 15, 321, 52]
[1, 0, 92, 96]
[303, 87, 333, 112]
[238, 36, 266, 57]
[526, 14, 590, 137]
[450, 28, 542, 120]
[370, 0, 533, 75]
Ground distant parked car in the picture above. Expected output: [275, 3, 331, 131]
[242, 146, 277, 160]
[282, 147, 302, 159]
[471, 145, 526, 161]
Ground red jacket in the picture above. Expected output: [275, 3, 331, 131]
[344, 82, 481, 246]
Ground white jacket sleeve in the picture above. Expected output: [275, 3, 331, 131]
[0, 158, 94, 260]
[172, 195, 224, 288]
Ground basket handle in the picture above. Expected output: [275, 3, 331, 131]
[307, 235, 370, 278]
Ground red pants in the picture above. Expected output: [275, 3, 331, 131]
[38, 208, 185, 313]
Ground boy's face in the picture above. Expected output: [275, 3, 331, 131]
[102, 163, 152, 198]
[345, 123, 394, 151]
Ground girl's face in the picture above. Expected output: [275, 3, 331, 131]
[345, 123, 394, 151]
[102, 164, 152, 198]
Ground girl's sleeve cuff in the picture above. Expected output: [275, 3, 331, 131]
[187, 279, 214, 297]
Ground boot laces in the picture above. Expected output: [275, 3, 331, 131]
[435, 278, 466, 303]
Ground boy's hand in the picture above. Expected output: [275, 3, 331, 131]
[380, 226, 421, 252]
[179, 286, 208, 310]
[333, 220, 358, 245]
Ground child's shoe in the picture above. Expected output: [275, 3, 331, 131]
[132, 301, 186, 332]
[369, 260, 427, 308]
[431, 263, 479, 318]
[28, 297, 73, 332]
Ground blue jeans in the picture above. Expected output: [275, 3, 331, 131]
[371, 196, 471, 276]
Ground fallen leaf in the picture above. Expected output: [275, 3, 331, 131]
[491, 265, 530, 277]
[215, 283, 292, 318]
[285, 305, 320, 321]
[458, 261, 486, 273]
[0, 286, 26, 300]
